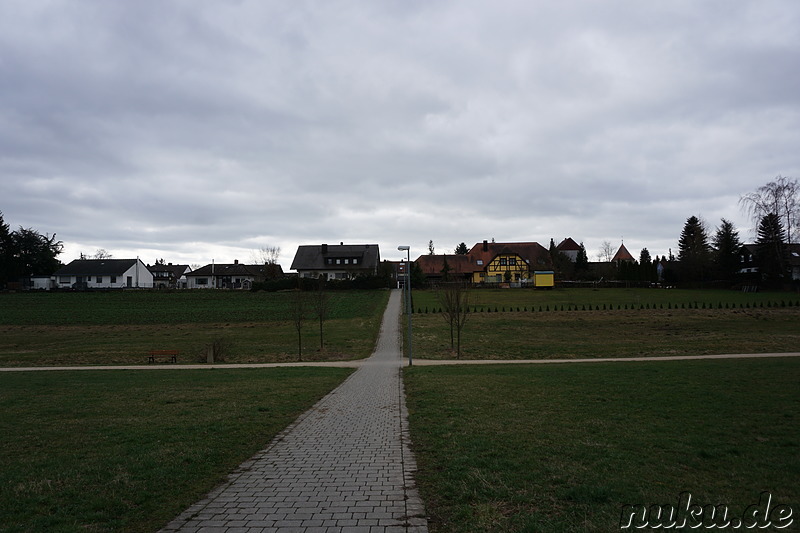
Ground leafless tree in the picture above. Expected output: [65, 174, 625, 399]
[436, 281, 471, 359]
[740, 175, 799, 244]
[93, 248, 112, 259]
[289, 288, 308, 361]
[252, 245, 283, 278]
[313, 275, 331, 352]
[252, 245, 281, 265]
[598, 241, 614, 262]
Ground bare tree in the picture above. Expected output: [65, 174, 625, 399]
[436, 281, 471, 359]
[251, 245, 281, 265]
[740, 175, 799, 244]
[289, 288, 308, 361]
[313, 275, 331, 352]
[93, 249, 112, 259]
[252, 245, 283, 279]
[598, 241, 614, 262]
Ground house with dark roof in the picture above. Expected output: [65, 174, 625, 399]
[291, 243, 381, 280]
[53, 259, 154, 289]
[416, 240, 552, 286]
[556, 238, 581, 262]
[186, 260, 283, 289]
[467, 240, 552, 284]
[148, 263, 192, 289]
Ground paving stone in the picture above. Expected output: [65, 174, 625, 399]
[160, 290, 428, 532]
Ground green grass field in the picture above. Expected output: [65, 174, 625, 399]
[0, 290, 389, 366]
[0, 368, 353, 532]
[408, 288, 800, 360]
[412, 287, 799, 312]
[405, 358, 800, 532]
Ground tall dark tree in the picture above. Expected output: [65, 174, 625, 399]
[639, 248, 656, 282]
[0, 212, 12, 288]
[678, 216, 711, 283]
[711, 218, 742, 281]
[575, 242, 589, 276]
[756, 213, 787, 282]
[454, 242, 469, 255]
[549, 238, 572, 279]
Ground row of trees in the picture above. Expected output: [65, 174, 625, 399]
[677, 176, 798, 285]
[0, 212, 63, 289]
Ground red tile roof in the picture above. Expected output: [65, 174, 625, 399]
[612, 243, 635, 262]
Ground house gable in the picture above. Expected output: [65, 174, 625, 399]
[291, 243, 381, 279]
[53, 259, 153, 288]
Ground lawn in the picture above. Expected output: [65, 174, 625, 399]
[407, 288, 800, 360]
[404, 357, 800, 532]
[0, 290, 389, 366]
[0, 367, 353, 532]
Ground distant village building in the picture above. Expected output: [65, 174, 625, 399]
[556, 238, 581, 262]
[53, 259, 154, 289]
[291, 243, 381, 280]
[612, 243, 635, 264]
[186, 260, 282, 289]
[148, 263, 192, 289]
[416, 240, 553, 286]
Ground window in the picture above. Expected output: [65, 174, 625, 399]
[353, 258, 358, 264]
[344, 259, 350, 264]
[59, 276, 70, 284]
[509, 258, 517, 266]
[110, 276, 117, 283]
[197, 278, 208, 285]
[96, 276, 102, 283]
[500, 258, 507, 266]
[476, 260, 483, 266]
[336, 259, 341, 265]
[327, 258, 333, 265]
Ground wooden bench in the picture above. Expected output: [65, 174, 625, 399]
[148, 350, 179, 363]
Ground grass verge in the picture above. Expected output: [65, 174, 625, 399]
[404, 358, 800, 532]
[0, 368, 353, 532]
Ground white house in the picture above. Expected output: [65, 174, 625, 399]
[53, 259, 154, 289]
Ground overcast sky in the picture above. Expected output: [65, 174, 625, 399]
[2, 1, 799, 269]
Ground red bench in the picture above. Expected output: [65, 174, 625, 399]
[148, 350, 179, 363]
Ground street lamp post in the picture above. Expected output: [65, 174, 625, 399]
[397, 246, 412, 366]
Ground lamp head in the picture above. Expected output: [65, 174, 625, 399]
[397, 245, 410, 251]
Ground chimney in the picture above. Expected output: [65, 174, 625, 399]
[340, 242, 344, 245]
[483, 240, 488, 252]
[322, 244, 328, 254]
[234, 259, 238, 265]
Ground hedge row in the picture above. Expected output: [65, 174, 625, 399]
[414, 300, 800, 314]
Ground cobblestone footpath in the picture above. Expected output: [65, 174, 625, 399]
[161, 289, 428, 533]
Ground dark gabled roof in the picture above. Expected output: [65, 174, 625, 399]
[291, 244, 381, 271]
[416, 242, 552, 275]
[54, 259, 140, 276]
[148, 264, 191, 277]
[557, 237, 581, 251]
[187, 263, 278, 277]
[415, 254, 475, 276]
[467, 241, 552, 268]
